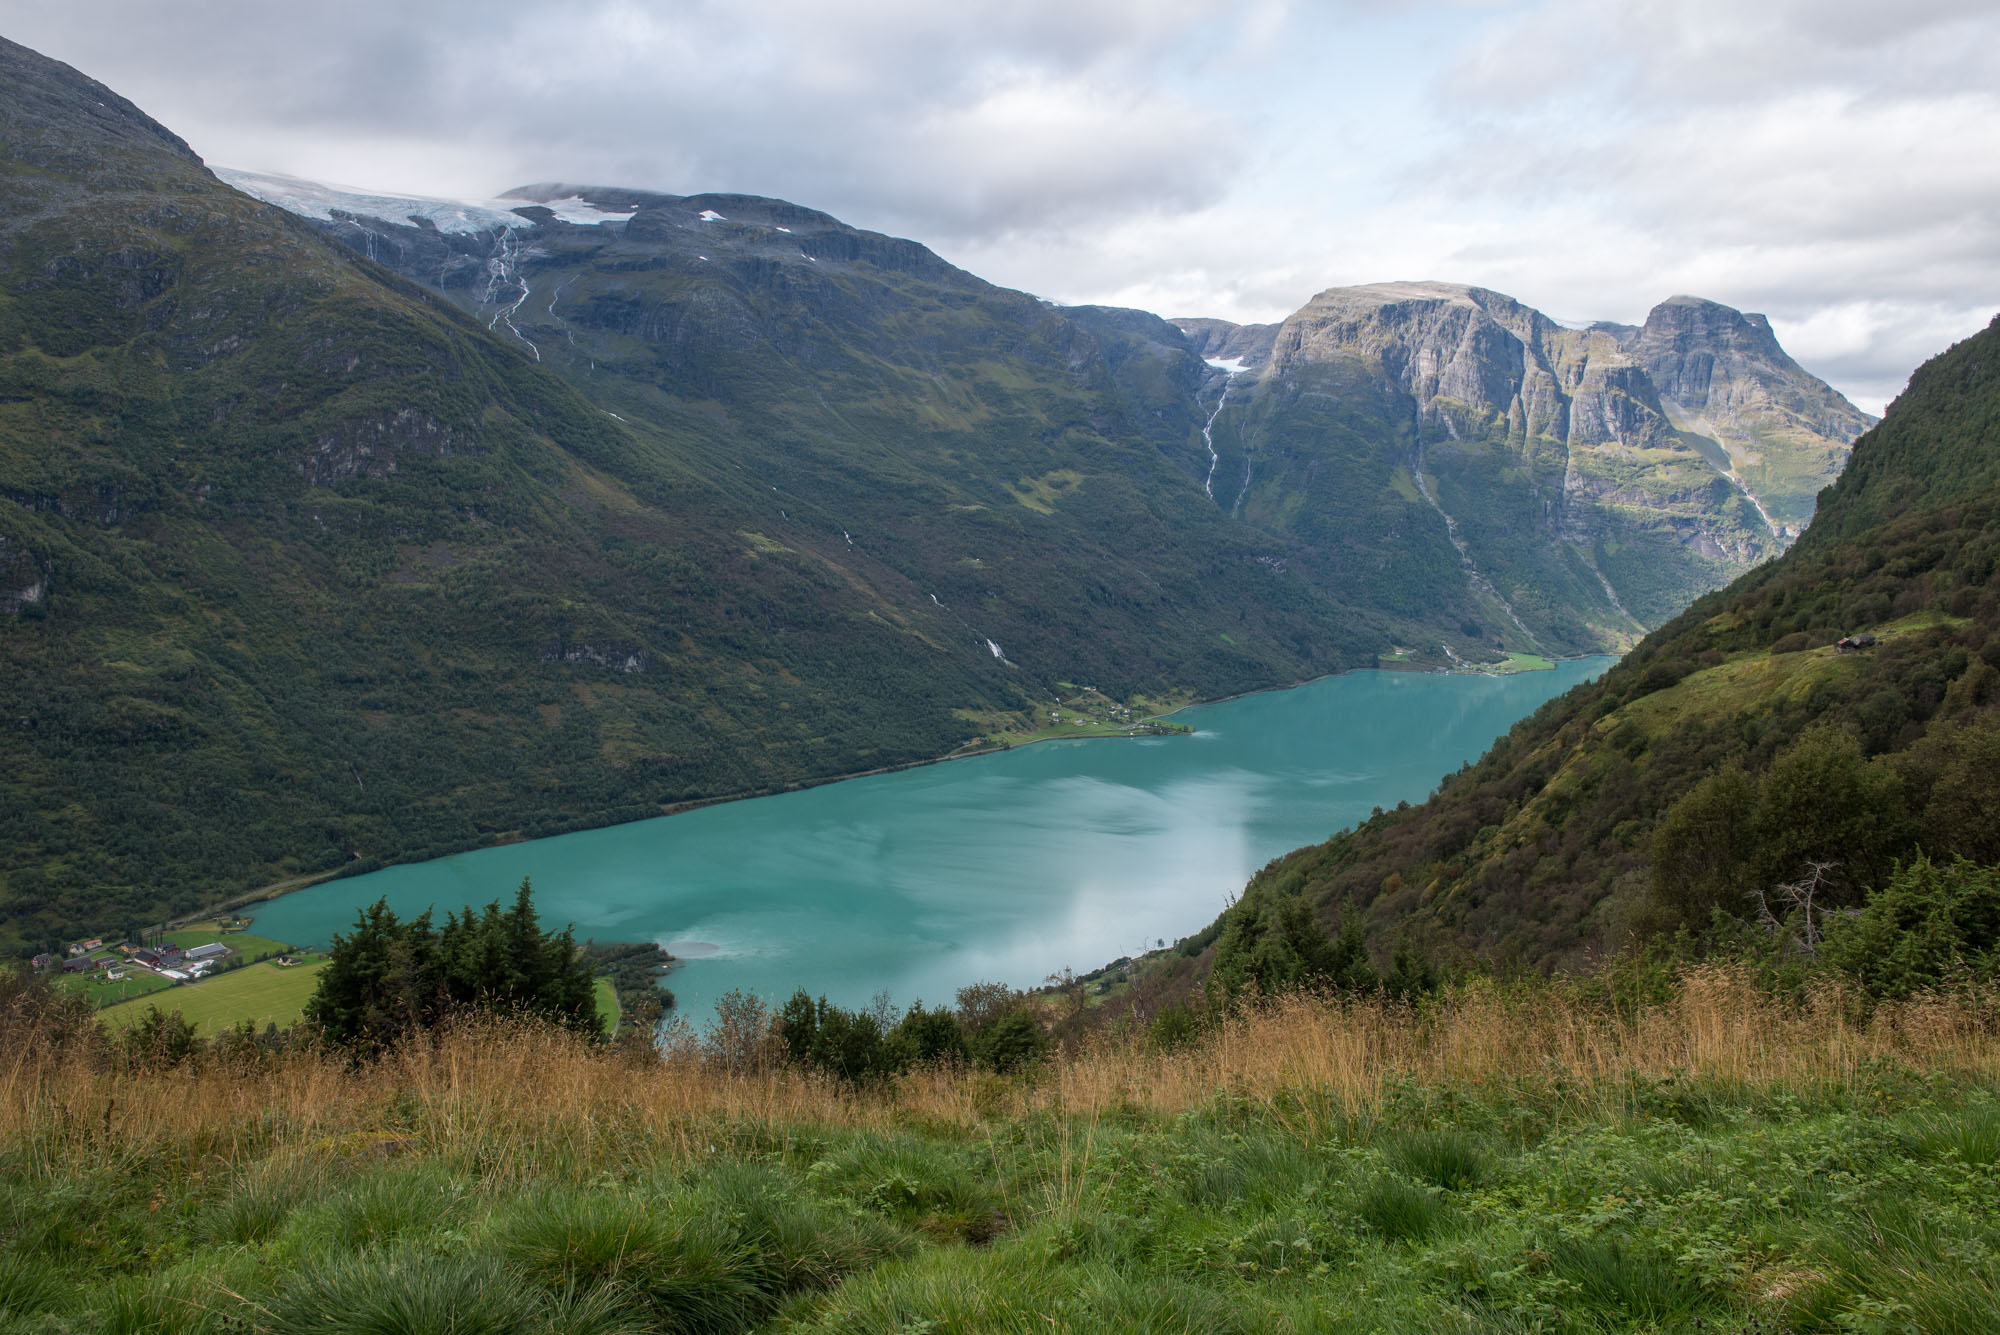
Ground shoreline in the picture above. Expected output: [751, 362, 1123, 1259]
[217, 652, 1615, 926]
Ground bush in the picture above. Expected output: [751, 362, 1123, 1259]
[974, 1009, 1047, 1073]
[1822, 855, 2000, 997]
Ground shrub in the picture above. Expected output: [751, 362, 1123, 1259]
[974, 1010, 1046, 1073]
[1822, 855, 2000, 997]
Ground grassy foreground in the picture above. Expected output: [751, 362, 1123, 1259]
[4, 970, 1998, 1333]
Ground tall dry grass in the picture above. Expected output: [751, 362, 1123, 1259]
[5, 967, 1996, 1179]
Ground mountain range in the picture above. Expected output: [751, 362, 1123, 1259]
[226, 171, 1871, 659]
[0, 36, 1872, 948]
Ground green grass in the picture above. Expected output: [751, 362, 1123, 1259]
[593, 977, 618, 1036]
[59, 967, 176, 1010]
[98, 958, 328, 1034]
[1479, 651, 1555, 673]
[16, 1055, 2000, 1334]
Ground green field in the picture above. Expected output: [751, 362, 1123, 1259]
[162, 929, 296, 962]
[61, 967, 176, 1010]
[99, 960, 618, 1038]
[1479, 651, 1556, 674]
[100, 959, 329, 1035]
[594, 977, 619, 1036]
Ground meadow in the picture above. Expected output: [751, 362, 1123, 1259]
[4, 968, 1997, 1333]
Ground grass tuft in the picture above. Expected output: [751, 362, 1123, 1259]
[1388, 1129, 1488, 1191]
[1356, 1176, 1449, 1243]
[260, 1251, 545, 1335]
[1550, 1237, 1710, 1323]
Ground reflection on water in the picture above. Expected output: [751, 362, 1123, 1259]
[251, 660, 1608, 1015]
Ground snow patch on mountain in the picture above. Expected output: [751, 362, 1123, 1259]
[216, 169, 636, 233]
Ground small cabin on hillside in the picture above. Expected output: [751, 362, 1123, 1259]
[1836, 633, 1879, 654]
[30, 953, 53, 972]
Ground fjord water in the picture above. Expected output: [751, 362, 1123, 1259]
[252, 661, 1607, 1016]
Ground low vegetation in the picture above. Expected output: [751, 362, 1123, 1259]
[4, 963, 1997, 1333]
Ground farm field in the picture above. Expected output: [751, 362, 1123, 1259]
[97, 960, 619, 1038]
[162, 929, 296, 961]
[99, 958, 328, 1034]
[61, 967, 176, 1010]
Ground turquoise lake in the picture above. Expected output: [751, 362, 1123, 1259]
[249, 660, 1608, 1018]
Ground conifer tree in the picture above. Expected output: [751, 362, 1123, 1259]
[306, 881, 598, 1051]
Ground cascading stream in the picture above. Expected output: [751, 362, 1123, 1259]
[481, 229, 540, 361]
[1199, 357, 1248, 503]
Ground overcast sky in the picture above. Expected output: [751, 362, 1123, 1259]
[13, 0, 2000, 414]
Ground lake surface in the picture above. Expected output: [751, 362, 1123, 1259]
[251, 660, 1608, 1018]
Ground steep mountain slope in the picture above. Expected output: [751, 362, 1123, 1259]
[1219, 315, 2000, 969]
[0, 40, 1394, 949]
[1176, 284, 1870, 654]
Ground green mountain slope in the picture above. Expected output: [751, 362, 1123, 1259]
[230, 174, 1532, 665]
[1219, 315, 2000, 969]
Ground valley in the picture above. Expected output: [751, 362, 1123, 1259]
[4, 19, 2000, 1335]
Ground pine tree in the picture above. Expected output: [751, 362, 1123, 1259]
[305, 882, 599, 1050]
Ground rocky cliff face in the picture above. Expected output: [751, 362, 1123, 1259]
[1173, 282, 1870, 653]
[1614, 296, 1874, 535]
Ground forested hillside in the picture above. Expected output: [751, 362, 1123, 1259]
[1215, 315, 2000, 969]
